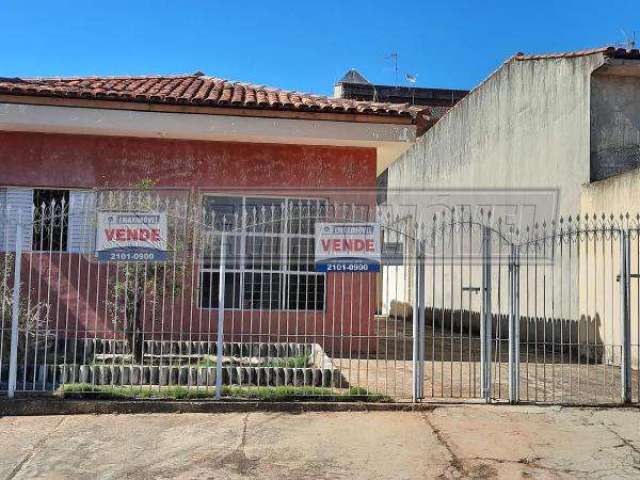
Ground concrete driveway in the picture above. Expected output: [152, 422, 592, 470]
[1, 406, 640, 479]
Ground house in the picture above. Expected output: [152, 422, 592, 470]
[0, 73, 426, 355]
[334, 68, 468, 175]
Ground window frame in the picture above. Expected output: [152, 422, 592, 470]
[31, 189, 70, 253]
[199, 194, 327, 312]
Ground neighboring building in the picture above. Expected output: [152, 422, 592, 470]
[382, 46, 640, 363]
[385, 46, 640, 218]
[0, 73, 426, 353]
[334, 68, 468, 170]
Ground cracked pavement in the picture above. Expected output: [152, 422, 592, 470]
[1, 406, 640, 479]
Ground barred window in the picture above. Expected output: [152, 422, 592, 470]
[200, 196, 326, 311]
[33, 189, 69, 252]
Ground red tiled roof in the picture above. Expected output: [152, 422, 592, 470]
[513, 46, 640, 61]
[419, 105, 452, 121]
[0, 73, 424, 120]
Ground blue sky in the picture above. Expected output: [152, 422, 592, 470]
[1, 0, 639, 95]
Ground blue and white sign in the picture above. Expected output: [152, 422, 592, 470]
[315, 223, 381, 272]
[96, 211, 168, 262]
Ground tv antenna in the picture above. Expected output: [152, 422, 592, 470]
[621, 29, 636, 49]
[386, 52, 399, 85]
[405, 73, 417, 105]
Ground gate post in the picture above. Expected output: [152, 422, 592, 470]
[508, 244, 520, 404]
[8, 211, 23, 398]
[215, 230, 226, 400]
[619, 229, 631, 404]
[480, 226, 492, 403]
[418, 240, 426, 399]
[412, 238, 425, 402]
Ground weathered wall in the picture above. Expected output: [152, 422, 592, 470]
[590, 72, 640, 181]
[0, 131, 376, 197]
[387, 54, 605, 218]
[582, 165, 640, 212]
[582, 167, 640, 368]
[383, 53, 624, 365]
[0, 131, 380, 354]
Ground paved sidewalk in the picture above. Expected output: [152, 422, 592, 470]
[1, 405, 640, 479]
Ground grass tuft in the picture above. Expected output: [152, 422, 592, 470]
[55, 383, 390, 402]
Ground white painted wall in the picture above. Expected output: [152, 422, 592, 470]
[383, 53, 628, 367]
[386, 54, 606, 219]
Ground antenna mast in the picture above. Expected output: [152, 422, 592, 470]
[390, 52, 398, 86]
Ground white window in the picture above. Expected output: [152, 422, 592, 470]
[200, 195, 326, 311]
[0, 188, 95, 253]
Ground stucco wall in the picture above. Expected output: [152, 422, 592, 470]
[582, 165, 640, 212]
[0, 131, 380, 354]
[581, 168, 640, 368]
[387, 54, 605, 219]
[590, 72, 640, 181]
[383, 53, 619, 364]
[0, 131, 377, 197]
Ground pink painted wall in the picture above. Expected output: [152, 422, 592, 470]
[2, 131, 379, 354]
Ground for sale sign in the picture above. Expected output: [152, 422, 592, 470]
[96, 211, 168, 262]
[315, 223, 381, 272]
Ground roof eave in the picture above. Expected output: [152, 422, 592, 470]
[0, 93, 417, 126]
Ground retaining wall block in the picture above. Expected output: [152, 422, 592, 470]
[96, 366, 109, 385]
[79, 365, 91, 384]
[141, 366, 151, 385]
[178, 367, 189, 385]
[186, 367, 196, 387]
[196, 367, 207, 386]
[284, 368, 293, 385]
[210, 366, 220, 386]
[170, 367, 179, 385]
[303, 368, 313, 386]
[148, 366, 159, 385]
[159, 367, 170, 386]
[129, 366, 141, 386]
[322, 369, 333, 387]
[109, 366, 120, 385]
[293, 368, 304, 386]
[251, 367, 260, 386]
[58, 365, 78, 384]
[311, 368, 322, 387]
[122, 366, 132, 385]
[266, 367, 276, 387]
[237, 367, 246, 385]
[257, 367, 266, 386]
[223, 366, 233, 385]
[274, 367, 285, 386]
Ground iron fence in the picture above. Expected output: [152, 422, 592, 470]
[0, 192, 639, 405]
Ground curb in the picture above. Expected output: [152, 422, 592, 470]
[0, 399, 437, 416]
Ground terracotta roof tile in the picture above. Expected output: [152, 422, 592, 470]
[0, 74, 424, 120]
[513, 46, 640, 61]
